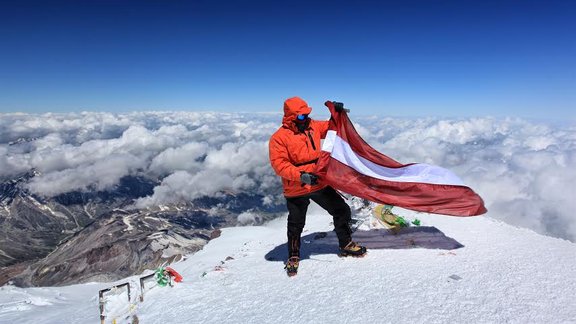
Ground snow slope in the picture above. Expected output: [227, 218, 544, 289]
[1, 204, 576, 324]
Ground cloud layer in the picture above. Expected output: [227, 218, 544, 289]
[355, 116, 576, 241]
[1, 112, 575, 241]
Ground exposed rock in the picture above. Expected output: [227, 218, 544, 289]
[210, 229, 222, 239]
[0, 172, 284, 287]
[11, 210, 213, 286]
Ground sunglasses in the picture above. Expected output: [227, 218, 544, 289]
[296, 114, 308, 121]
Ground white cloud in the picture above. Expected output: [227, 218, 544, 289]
[26, 153, 146, 196]
[355, 115, 576, 241]
[0, 146, 29, 177]
[132, 170, 236, 208]
[237, 211, 262, 226]
[1, 111, 575, 241]
[149, 142, 209, 176]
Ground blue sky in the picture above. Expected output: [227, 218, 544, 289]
[0, 0, 574, 120]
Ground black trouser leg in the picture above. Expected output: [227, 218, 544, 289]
[286, 196, 310, 258]
[310, 187, 352, 248]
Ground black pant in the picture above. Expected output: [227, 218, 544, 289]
[286, 186, 352, 257]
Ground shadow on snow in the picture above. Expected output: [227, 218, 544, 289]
[264, 226, 464, 262]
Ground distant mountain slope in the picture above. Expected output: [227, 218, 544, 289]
[0, 171, 283, 287]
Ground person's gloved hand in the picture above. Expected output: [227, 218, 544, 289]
[300, 172, 319, 185]
[333, 101, 344, 112]
[332, 101, 350, 113]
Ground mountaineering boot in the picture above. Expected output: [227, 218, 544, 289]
[339, 241, 367, 257]
[284, 256, 300, 277]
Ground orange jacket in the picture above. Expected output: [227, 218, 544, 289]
[269, 97, 329, 197]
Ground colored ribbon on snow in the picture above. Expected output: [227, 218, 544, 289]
[315, 101, 487, 216]
[155, 266, 183, 287]
[155, 267, 171, 287]
[165, 267, 183, 283]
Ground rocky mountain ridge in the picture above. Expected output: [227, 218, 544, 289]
[0, 171, 283, 287]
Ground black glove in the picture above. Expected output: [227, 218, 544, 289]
[300, 172, 319, 185]
[333, 101, 344, 112]
[332, 101, 350, 113]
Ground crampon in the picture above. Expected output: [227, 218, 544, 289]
[339, 241, 367, 258]
[284, 256, 300, 277]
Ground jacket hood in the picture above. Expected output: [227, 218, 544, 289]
[282, 96, 312, 130]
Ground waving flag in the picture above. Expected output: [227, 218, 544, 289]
[315, 101, 487, 216]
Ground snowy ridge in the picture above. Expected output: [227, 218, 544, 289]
[1, 205, 576, 323]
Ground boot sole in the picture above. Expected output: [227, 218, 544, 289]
[338, 252, 367, 258]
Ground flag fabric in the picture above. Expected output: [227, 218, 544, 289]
[315, 101, 487, 216]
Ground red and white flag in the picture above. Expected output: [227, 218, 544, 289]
[315, 101, 487, 216]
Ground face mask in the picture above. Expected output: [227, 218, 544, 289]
[294, 117, 310, 133]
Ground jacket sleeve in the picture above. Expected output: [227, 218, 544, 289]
[316, 120, 330, 138]
[269, 134, 302, 181]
